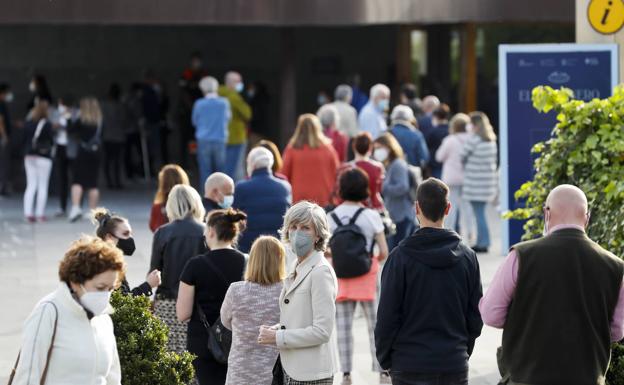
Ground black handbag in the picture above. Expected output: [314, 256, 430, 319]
[195, 256, 232, 365]
[271, 355, 284, 385]
[195, 305, 232, 365]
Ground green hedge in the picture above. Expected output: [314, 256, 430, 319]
[110, 291, 196, 385]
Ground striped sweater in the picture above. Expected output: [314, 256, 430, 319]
[461, 134, 498, 202]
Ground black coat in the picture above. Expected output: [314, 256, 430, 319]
[150, 217, 207, 299]
[375, 227, 483, 373]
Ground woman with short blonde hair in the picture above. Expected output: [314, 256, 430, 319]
[282, 114, 340, 206]
[219, 236, 285, 384]
[150, 184, 207, 354]
[259, 201, 338, 384]
[165, 184, 205, 222]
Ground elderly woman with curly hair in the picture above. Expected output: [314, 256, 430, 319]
[258, 200, 339, 384]
[10, 236, 125, 385]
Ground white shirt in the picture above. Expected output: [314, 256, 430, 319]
[12, 283, 121, 385]
[358, 102, 387, 139]
[327, 204, 384, 251]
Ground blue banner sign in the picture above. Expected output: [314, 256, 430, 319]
[499, 43, 619, 253]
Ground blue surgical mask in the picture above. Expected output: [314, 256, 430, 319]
[235, 82, 244, 93]
[219, 194, 234, 209]
[376, 99, 389, 112]
[289, 230, 315, 257]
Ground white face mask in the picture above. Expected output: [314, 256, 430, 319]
[4, 93, 13, 103]
[373, 147, 389, 162]
[79, 285, 112, 315]
[219, 194, 234, 209]
[29, 82, 36, 93]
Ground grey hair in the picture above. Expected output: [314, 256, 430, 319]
[204, 172, 234, 198]
[199, 76, 219, 95]
[390, 104, 415, 123]
[369, 83, 390, 100]
[165, 185, 206, 223]
[280, 201, 331, 252]
[334, 84, 353, 102]
[317, 104, 340, 129]
[247, 146, 274, 171]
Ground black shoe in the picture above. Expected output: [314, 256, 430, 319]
[472, 246, 489, 253]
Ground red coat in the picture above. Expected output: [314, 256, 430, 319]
[281, 143, 340, 207]
[149, 202, 168, 232]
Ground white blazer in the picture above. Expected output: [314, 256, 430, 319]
[12, 283, 121, 385]
[276, 251, 339, 381]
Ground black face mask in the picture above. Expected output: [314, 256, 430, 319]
[116, 237, 136, 256]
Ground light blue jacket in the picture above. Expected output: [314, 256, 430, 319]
[192, 95, 231, 143]
[382, 158, 415, 223]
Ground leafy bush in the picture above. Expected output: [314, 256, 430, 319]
[110, 291, 196, 385]
[505, 84, 624, 383]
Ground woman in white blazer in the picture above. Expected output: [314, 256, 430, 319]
[11, 236, 124, 385]
[258, 200, 338, 384]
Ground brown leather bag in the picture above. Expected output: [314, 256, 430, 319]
[7, 302, 59, 385]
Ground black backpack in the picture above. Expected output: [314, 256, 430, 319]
[329, 208, 373, 278]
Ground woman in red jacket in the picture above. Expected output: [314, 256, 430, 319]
[281, 114, 339, 207]
[149, 164, 190, 232]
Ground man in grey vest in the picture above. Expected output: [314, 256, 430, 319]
[480, 184, 624, 385]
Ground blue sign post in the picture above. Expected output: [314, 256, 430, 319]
[499, 43, 619, 253]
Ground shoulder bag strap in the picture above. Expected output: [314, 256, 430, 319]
[40, 302, 59, 385]
[32, 119, 47, 145]
[194, 256, 230, 330]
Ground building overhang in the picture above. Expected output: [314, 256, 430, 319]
[0, 0, 574, 26]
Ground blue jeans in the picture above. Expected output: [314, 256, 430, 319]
[389, 218, 416, 251]
[225, 143, 246, 182]
[196, 140, 225, 194]
[470, 201, 490, 248]
[391, 370, 468, 385]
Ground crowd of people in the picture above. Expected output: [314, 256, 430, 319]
[9, 70, 622, 385]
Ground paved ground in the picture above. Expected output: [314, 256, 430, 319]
[0, 183, 505, 384]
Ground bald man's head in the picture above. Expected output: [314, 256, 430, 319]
[204, 172, 234, 202]
[544, 184, 589, 230]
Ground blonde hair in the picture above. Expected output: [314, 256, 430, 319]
[79, 97, 103, 126]
[165, 185, 205, 222]
[154, 164, 190, 204]
[280, 201, 331, 252]
[449, 113, 470, 135]
[288, 114, 331, 149]
[245, 236, 286, 285]
[470, 111, 497, 142]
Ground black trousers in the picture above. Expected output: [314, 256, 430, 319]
[54, 145, 70, 212]
[104, 141, 123, 188]
[391, 370, 469, 385]
[124, 132, 144, 179]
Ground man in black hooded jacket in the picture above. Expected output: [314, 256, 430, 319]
[375, 178, 483, 385]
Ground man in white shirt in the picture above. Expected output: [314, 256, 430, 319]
[358, 84, 390, 140]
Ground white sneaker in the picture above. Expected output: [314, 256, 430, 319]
[69, 206, 82, 222]
[380, 372, 392, 384]
[341, 374, 352, 385]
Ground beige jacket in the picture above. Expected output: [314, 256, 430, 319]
[276, 251, 339, 381]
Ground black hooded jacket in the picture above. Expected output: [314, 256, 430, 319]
[375, 227, 483, 373]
